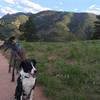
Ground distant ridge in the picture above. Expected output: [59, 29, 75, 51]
[0, 10, 97, 41]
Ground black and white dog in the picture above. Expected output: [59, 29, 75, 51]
[14, 59, 37, 100]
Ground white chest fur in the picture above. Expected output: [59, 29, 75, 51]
[22, 77, 36, 95]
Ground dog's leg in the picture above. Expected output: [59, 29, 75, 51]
[8, 64, 12, 73]
[29, 90, 34, 100]
[20, 96, 23, 100]
[9, 52, 13, 73]
[11, 66, 15, 82]
[16, 59, 20, 74]
[14, 76, 23, 100]
[11, 59, 16, 82]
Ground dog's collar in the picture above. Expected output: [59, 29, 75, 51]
[20, 69, 30, 78]
[20, 74, 30, 80]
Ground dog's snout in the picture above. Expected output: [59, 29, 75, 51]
[34, 70, 37, 73]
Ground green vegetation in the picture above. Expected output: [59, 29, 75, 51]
[21, 40, 100, 100]
[0, 11, 97, 41]
[0, 13, 29, 39]
[19, 16, 38, 41]
[0, 11, 99, 100]
[20, 11, 97, 41]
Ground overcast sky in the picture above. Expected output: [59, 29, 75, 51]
[0, 0, 100, 17]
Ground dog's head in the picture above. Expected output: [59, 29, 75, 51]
[20, 59, 37, 77]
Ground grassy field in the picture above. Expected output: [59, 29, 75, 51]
[22, 40, 100, 100]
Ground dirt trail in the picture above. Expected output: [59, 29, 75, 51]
[0, 53, 48, 100]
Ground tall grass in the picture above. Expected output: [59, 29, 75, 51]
[21, 40, 100, 100]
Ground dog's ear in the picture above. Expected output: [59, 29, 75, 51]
[20, 60, 30, 73]
[31, 59, 37, 67]
[19, 60, 26, 69]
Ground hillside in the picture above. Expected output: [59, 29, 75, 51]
[32, 11, 97, 41]
[22, 40, 100, 100]
[0, 12, 30, 39]
[0, 11, 97, 41]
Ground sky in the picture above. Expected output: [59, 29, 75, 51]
[0, 0, 100, 17]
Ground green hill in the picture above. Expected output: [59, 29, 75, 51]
[20, 11, 97, 41]
[34, 11, 96, 41]
[22, 40, 100, 100]
[0, 11, 97, 41]
[0, 13, 30, 39]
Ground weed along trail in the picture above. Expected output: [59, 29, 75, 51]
[0, 53, 48, 100]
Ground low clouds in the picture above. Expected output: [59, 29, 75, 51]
[86, 4, 100, 15]
[0, 0, 100, 18]
[0, 6, 18, 14]
[0, 0, 51, 17]
[73, 9, 79, 12]
[15, 0, 50, 11]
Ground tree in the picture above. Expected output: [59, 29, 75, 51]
[19, 16, 38, 41]
[92, 15, 100, 39]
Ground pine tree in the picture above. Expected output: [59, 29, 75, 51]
[93, 15, 100, 39]
[19, 16, 38, 41]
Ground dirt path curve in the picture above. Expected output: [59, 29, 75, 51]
[0, 53, 48, 100]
